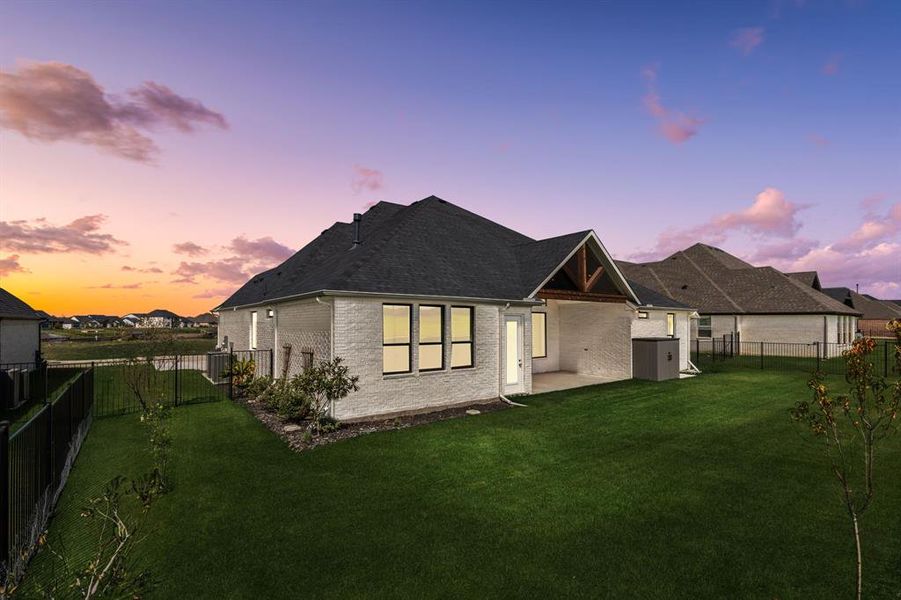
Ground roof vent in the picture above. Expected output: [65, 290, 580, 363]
[352, 213, 362, 247]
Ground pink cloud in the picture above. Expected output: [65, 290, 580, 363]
[0, 214, 126, 255]
[174, 258, 247, 285]
[778, 242, 901, 294]
[228, 236, 293, 262]
[831, 202, 901, 252]
[640, 65, 705, 145]
[351, 165, 384, 193]
[821, 54, 842, 76]
[730, 27, 765, 56]
[745, 238, 819, 264]
[88, 282, 142, 289]
[631, 188, 806, 260]
[0, 61, 227, 162]
[121, 265, 163, 274]
[0, 254, 26, 277]
[808, 133, 830, 147]
[193, 286, 237, 299]
[173, 241, 208, 256]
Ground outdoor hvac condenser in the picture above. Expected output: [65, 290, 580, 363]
[632, 338, 680, 381]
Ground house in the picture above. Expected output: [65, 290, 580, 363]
[0, 288, 41, 364]
[126, 309, 183, 328]
[821, 287, 901, 336]
[34, 310, 65, 329]
[216, 196, 695, 421]
[617, 243, 860, 354]
[70, 315, 102, 329]
[193, 313, 218, 327]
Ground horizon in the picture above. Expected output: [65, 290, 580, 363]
[1, 0, 899, 315]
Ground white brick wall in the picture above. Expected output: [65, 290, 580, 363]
[0, 319, 40, 363]
[218, 299, 331, 377]
[532, 301, 560, 373]
[631, 309, 691, 371]
[332, 297, 534, 420]
[557, 301, 633, 380]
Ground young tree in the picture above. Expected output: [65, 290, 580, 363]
[791, 321, 901, 600]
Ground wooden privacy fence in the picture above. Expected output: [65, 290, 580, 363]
[0, 367, 94, 581]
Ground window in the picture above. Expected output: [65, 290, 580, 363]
[637, 311, 649, 319]
[697, 315, 712, 338]
[383, 304, 411, 374]
[451, 306, 474, 368]
[531, 312, 547, 358]
[250, 311, 258, 349]
[666, 313, 676, 337]
[419, 305, 444, 371]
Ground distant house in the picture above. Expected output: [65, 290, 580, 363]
[0, 288, 41, 364]
[617, 244, 860, 352]
[821, 287, 901, 336]
[124, 310, 183, 328]
[217, 197, 695, 421]
[193, 313, 218, 327]
[70, 315, 102, 329]
[34, 310, 64, 330]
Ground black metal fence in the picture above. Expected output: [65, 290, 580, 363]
[46, 350, 272, 418]
[0, 367, 94, 580]
[692, 338, 895, 377]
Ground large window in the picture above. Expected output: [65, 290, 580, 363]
[250, 311, 258, 349]
[697, 315, 712, 338]
[666, 313, 676, 337]
[531, 312, 547, 358]
[451, 306, 474, 368]
[383, 304, 411, 374]
[419, 305, 444, 371]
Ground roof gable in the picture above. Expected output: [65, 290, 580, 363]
[218, 197, 641, 309]
[0, 288, 40, 320]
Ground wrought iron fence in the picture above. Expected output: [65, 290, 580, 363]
[1, 367, 94, 580]
[47, 349, 273, 418]
[691, 338, 895, 377]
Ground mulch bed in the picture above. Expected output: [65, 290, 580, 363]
[236, 396, 511, 452]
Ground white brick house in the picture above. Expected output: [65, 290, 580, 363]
[217, 197, 695, 420]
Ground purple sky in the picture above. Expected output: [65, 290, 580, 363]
[0, 0, 899, 315]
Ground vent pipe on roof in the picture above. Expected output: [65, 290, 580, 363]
[352, 213, 362, 246]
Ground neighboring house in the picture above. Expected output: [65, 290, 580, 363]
[70, 315, 102, 329]
[217, 196, 694, 421]
[821, 287, 901, 336]
[193, 313, 218, 327]
[617, 243, 860, 353]
[0, 288, 41, 364]
[34, 310, 62, 329]
[127, 309, 183, 328]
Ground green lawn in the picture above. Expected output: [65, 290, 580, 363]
[42, 338, 216, 361]
[21, 371, 901, 599]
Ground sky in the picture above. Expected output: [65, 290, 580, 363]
[0, 0, 899, 316]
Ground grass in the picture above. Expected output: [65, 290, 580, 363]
[21, 371, 901, 599]
[42, 338, 216, 361]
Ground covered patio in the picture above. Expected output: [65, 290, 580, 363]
[531, 371, 621, 394]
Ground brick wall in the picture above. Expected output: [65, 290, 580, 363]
[631, 308, 691, 371]
[557, 301, 632, 380]
[331, 297, 533, 421]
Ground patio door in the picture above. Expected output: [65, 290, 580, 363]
[503, 316, 524, 395]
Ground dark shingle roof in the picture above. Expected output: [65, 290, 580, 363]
[219, 196, 645, 309]
[628, 280, 690, 309]
[617, 244, 859, 316]
[822, 287, 901, 320]
[786, 271, 822, 290]
[0, 288, 40, 320]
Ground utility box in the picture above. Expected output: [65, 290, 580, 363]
[632, 338, 680, 381]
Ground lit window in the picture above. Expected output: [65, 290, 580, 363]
[637, 311, 649, 319]
[419, 305, 444, 371]
[383, 304, 411, 374]
[666, 313, 676, 337]
[451, 306, 474, 368]
[531, 312, 547, 358]
[250, 311, 258, 349]
[698, 315, 712, 338]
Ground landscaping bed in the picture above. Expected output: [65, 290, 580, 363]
[239, 395, 509, 452]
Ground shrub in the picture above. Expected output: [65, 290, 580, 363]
[222, 357, 255, 390]
[140, 402, 172, 493]
[291, 357, 358, 434]
[244, 375, 273, 401]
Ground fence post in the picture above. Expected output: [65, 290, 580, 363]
[174, 355, 179, 407]
[760, 342, 764, 370]
[228, 349, 234, 401]
[815, 341, 821, 372]
[43, 361, 49, 404]
[0, 421, 9, 573]
[269, 348, 274, 378]
[885, 340, 890, 377]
